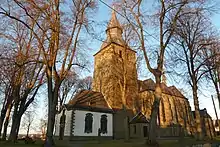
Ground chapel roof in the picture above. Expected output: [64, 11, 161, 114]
[192, 108, 212, 119]
[138, 78, 186, 99]
[129, 111, 149, 124]
[66, 90, 113, 113]
[168, 86, 185, 98]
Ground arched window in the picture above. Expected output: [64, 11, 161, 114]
[84, 113, 93, 133]
[100, 114, 108, 134]
[119, 50, 122, 58]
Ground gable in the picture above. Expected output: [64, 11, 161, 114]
[129, 111, 149, 124]
[67, 90, 113, 113]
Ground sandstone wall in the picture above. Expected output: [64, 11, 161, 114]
[138, 90, 193, 135]
[92, 44, 138, 109]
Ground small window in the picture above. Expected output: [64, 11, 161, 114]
[100, 114, 108, 134]
[133, 125, 136, 134]
[119, 50, 122, 58]
[84, 113, 93, 133]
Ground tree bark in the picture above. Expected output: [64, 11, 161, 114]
[192, 83, 203, 140]
[8, 112, 22, 142]
[0, 108, 7, 138]
[8, 97, 19, 142]
[9, 100, 26, 141]
[214, 82, 220, 111]
[2, 104, 13, 140]
[26, 124, 30, 137]
[147, 80, 162, 145]
[45, 69, 60, 147]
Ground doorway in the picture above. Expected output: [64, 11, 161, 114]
[143, 126, 148, 137]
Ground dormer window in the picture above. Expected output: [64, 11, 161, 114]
[119, 50, 122, 58]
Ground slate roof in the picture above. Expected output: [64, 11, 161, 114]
[100, 9, 125, 50]
[129, 111, 149, 124]
[138, 78, 186, 99]
[191, 108, 212, 119]
[107, 10, 122, 31]
[138, 79, 155, 91]
[66, 90, 113, 113]
[94, 9, 136, 55]
[169, 86, 185, 98]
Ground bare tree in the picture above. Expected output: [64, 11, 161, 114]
[172, 8, 217, 139]
[22, 111, 35, 137]
[58, 71, 79, 112]
[0, 17, 44, 141]
[39, 118, 47, 141]
[78, 76, 93, 91]
[115, 0, 207, 144]
[0, 1, 96, 146]
[204, 41, 220, 109]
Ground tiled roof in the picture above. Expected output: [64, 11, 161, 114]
[67, 90, 113, 113]
[129, 111, 149, 124]
[138, 79, 155, 91]
[168, 86, 185, 98]
[138, 78, 186, 99]
[191, 108, 212, 119]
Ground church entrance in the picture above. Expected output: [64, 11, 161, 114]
[143, 126, 148, 137]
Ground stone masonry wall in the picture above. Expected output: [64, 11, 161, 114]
[139, 90, 193, 135]
[92, 44, 138, 109]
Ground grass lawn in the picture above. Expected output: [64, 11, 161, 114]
[0, 138, 220, 147]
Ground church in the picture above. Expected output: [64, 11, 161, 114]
[54, 10, 215, 140]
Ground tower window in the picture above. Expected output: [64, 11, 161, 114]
[84, 113, 93, 133]
[100, 114, 108, 134]
[119, 50, 122, 58]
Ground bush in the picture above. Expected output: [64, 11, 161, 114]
[24, 136, 35, 144]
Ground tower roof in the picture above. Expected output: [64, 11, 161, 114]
[100, 9, 125, 50]
[106, 9, 122, 31]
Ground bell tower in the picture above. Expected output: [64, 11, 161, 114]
[92, 10, 138, 109]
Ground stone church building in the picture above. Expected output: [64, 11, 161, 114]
[54, 10, 215, 140]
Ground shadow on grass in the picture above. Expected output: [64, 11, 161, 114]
[0, 137, 220, 147]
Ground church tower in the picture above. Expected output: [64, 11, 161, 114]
[92, 10, 138, 109]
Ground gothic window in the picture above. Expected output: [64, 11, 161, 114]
[119, 50, 122, 58]
[161, 98, 166, 122]
[100, 114, 107, 134]
[84, 113, 93, 133]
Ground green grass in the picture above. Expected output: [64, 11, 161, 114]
[0, 137, 220, 147]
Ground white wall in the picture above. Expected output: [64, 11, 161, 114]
[54, 110, 72, 137]
[64, 110, 72, 136]
[54, 113, 61, 136]
[73, 110, 113, 136]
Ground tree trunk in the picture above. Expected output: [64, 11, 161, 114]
[8, 114, 21, 142]
[192, 84, 203, 140]
[2, 104, 13, 140]
[0, 108, 7, 138]
[8, 100, 23, 142]
[44, 71, 60, 147]
[15, 117, 22, 139]
[214, 83, 220, 110]
[45, 98, 56, 146]
[26, 124, 30, 137]
[147, 81, 162, 145]
[8, 99, 19, 142]
[2, 117, 9, 141]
